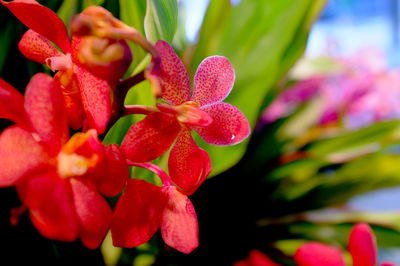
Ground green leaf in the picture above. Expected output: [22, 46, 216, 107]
[119, 0, 148, 73]
[144, 0, 178, 44]
[57, 0, 79, 27]
[307, 121, 400, 161]
[191, 0, 327, 176]
[103, 81, 154, 145]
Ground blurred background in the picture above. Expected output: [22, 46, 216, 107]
[3, 0, 400, 265]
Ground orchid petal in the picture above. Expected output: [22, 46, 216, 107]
[54, 70, 86, 130]
[111, 179, 167, 247]
[25, 73, 69, 154]
[17, 171, 79, 242]
[70, 178, 112, 249]
[191, 56, 235, 106]
[169, 128, 211, 195]
[19, 29, 64, 64]
[0, 126, 49, 187]
[74, 65, 111, 134]
[121, 112, 181, 162]
[155, 40, 191, 105]
[1, 0, 71, 53]
[0, 78, 29, 126]
[294, 242, 346, 266]
[89, 144, 129, 197]
[348, 223, 377, 266]
[160, 186, 198, 254]
[249, 250, 281, 266]
[193, 102, 250, 146]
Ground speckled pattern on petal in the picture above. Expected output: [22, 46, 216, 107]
[193, 102, 250, 146]
[75, 65, 111, 134]
[155, 40, 191, 105]
[168, 128, 211, 195]
[121, 112, 181, 163]
[191, 56, 235, 106]
[19, 30, 64, 64]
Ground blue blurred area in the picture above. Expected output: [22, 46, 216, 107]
[307, 0, 400, 67]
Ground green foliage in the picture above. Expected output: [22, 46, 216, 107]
[191, 0, 328, 176]
[144, 0, 178, 44]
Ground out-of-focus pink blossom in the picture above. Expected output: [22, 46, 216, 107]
[262, 48, 400, 130]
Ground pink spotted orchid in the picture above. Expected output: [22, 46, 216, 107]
[1, 0, 133, 133]
[111, 162, 198, 254]
[0, 74, 129, 248]
[294, 223, 397, 266]
[122, 40, 250, 195]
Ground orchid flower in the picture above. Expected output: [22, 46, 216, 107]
[233, 249, 281, 266]
[0, 74, 129, 248]
[122, 40, 250, 195]
[111, 162, 198, 254]
[294, 223, 397, 266]
[1, 0, 133, 133]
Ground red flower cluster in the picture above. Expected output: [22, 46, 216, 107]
[234, 223, 397, 266]
[0, 0, 250, 254]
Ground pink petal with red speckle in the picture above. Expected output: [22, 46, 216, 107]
[348, 223, 377, 266]
[160, 186, 198, 254]
[191, 56, 235, 106]
[89, 144, 129, 197]
[193, 102, 250, 146]
[155, 40, 191, 105]
[1, 0, 71, 53]
[17, 170, 79, 242]
[70, 178, 112, 249]
[294, 242, 346, 266]
[19, 30, 64, 64]
[25, 73, 69, 154]
[0, 78, 29, 127]
[0, 126, 49, 187]
[168, 128, 211, 195]
[121, 112, 181, 162]
[74, 65, 111, 134]
[249, 250, 281, 266]
[111, 179, 167, 247]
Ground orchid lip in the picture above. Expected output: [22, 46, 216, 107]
[156, 102, 213, 127]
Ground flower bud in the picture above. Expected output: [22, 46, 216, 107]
[74, 36, 132, 83]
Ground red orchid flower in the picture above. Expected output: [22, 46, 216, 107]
[111, 162, 198, 254]
[234, 249, 281, 266]
[1, 0, 132, 133]
[0, 74, 129, 249]
[122, 40, 250, 195]
[294, 223, 397, 266]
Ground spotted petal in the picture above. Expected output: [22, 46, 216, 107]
[70, 178, 112, 249]
[191, 56, 235, 106]
[0, 126, 49, 187]
[294, 242, 346, 266]
[168, 128, 211, 195]
[193, 102, 250, 146]
[155, 40, 191, 105]
[74, 65, 111, 134]
[160, 186, 198, 254]
[111, 179, 167, 247]
[348, 223, 377, 266]
[25, 73, 69, 154]
[0, 78, 29, 126]
[19, 30, 64, 64]
[17, 171, 79, 242]
[1, 0, 71, 53]
[121, 112, 181, 162]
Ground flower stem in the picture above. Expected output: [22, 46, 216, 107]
[126, 160, 173, 187]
